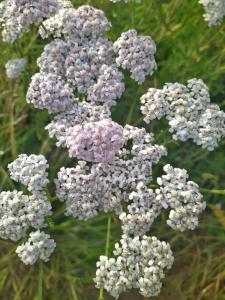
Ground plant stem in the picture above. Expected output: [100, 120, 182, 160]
[98, 216, 112, 300]
[200, 188, 225, 195]
[9, 87, 17, 159]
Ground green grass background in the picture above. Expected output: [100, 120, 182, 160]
[0, 0, 225, 299]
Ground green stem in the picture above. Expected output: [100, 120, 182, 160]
[98, 216, 112, 300]
[9, 91, 17, 159]
[200, 188, 225, 195]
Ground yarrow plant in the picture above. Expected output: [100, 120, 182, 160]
[0, 0, 225, 299]
[199, 0, 225, 26]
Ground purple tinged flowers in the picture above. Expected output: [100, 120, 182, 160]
[66, 119, 124, 163]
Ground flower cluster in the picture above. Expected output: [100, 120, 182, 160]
[46, 102, 111, 147]
[156, 164, 206, 232]
[0, 191, 51, 241]
[0, 0, 71, 43]
[114, 29, 157, 84]
[16, 231, 56, 265]
[0, 1, 211, 298]
[140, 78, 225, 150]
[26, 72, 75, 113]
[8, 154, 49, 191]
[199, 0, 225, 26]
[5, 58, 27, 78]
[95, 235, 174, 299]
[65, 119, 124, 163]
[55, 125, 167, 220]
[0, 154, 55, 264]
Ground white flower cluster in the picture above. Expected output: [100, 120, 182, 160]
[55, 126, 167, 220]
[0, 0, 70, 43]
[8, 154, 49, 192]
[65, 119, 124, 163]
[199, 0, 225, 26]
[120, 164, 205, 236]
[26, 72, 75, 113]
[95, 235, 174, 299]
[114, 29, 157, 84]
[140, 78, 225, 150]
[5, 58, 27, 78]
[16, 230, 56, 265]
[156, 164, 206, 232]
[0, 191, 52, 241]
[1, 154, 55, 264]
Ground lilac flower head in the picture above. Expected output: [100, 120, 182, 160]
[0, 0, 62, 43]
[114, 29, 157, 84]
[66, 119, 124, 163]
[26, 72, 75, 113]
[40, 5, 111, 39]
[87, 64, 125, 107]
[46, 102, 111, 147]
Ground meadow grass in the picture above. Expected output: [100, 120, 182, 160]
[0, 0, 225, 299]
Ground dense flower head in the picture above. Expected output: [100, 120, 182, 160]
[120, 164, 205, 236]
[26, 72, 75, 113]
[65, 36, 114, 95]
[114, 29, 157, 83]
[5, 58, 27, 78]
[0, 0, 67, 43]
[0, 191, 52, 241]
[16, 230, 56, 264]
[119, 183, 161, 236]
[37, 39, 69, 76]
[55, 126, 167, 220]
[86, 64, 125, 106]
[199, 0, 225, 26]
[156, 164, 206, 231]
[39, 5, 111, 39]
[65, 119, 124, 163]
[95, 235, 174, 299]
[140, 78, 225, 150]
[8, 154, 49, 192]
[46, 102, 111, 147]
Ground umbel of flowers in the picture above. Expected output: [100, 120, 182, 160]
[0, 1, 224, 299]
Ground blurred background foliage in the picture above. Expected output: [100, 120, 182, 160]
[0, 0, 225, 299]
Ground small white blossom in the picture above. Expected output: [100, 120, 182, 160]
[5, 58, 27, 78]
[95, 235, 174, 299]
[16, 230, 56, 264]
[156, 164, 206, 232]
[199, 0, 225, 26]
[0, 191, 52, 241]
[140, 78, 225, 150]
[8, 154, 49, 192]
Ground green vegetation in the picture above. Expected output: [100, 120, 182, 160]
[0, 0, 224, 299]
